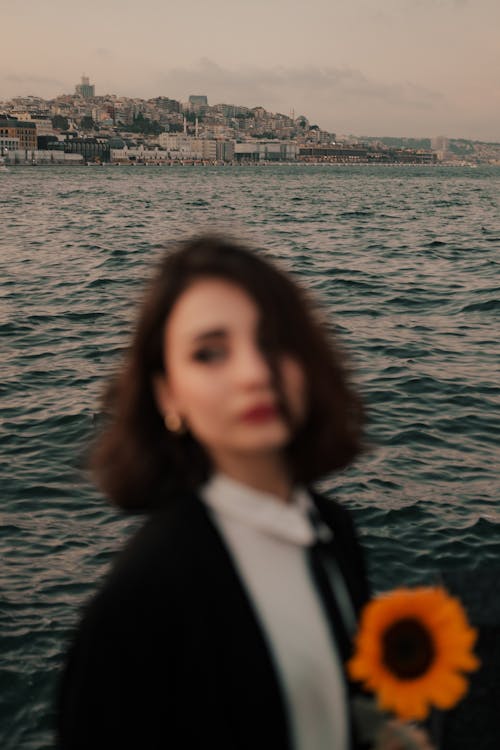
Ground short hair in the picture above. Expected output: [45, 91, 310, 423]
[89, 235, 364, 511]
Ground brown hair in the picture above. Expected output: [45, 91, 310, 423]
[89, 235, 364, 511]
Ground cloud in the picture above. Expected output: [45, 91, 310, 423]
[411, 0, 469, 7]
[4, 73, 66, 88]
[152, 58, 455, 136]
[157, 59, 444, 112]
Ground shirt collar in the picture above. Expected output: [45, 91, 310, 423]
[200, 472, 323, 546]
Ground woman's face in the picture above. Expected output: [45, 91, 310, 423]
[153, 277, 307, 465]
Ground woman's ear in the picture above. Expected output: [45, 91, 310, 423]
[152, 374, 186, 434]
[152, 372, 174, 417]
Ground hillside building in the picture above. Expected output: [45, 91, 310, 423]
[234, 140, 298, 162]
[75, 76, 95, 99]
[0, 116, 37, 149]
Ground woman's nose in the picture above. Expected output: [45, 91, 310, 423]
[233, 343, 273, 388]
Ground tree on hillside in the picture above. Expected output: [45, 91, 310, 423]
[128, 113, 163, 135]
[185, 111, 201, 124]
[80, 115, 97, 131]
[166, 122, 184, 133]
[52, 115, 69, 131]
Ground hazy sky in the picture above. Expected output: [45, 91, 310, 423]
[2, 0, 499, 140]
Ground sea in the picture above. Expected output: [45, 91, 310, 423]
[1, 164, 499, 748]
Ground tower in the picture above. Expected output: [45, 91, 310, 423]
[76, 75, 95, 98]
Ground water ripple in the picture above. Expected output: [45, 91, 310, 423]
[1, 164, 499, 748]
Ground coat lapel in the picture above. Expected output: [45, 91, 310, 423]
[308, 488, 371, 618]
[179, 491, 293, 749]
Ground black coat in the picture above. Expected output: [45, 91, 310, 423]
[57, 488, 370, 749]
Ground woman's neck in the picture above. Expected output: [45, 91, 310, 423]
[210, 451, 293, 503]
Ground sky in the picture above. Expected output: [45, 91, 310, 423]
[1, 0, 499, 140]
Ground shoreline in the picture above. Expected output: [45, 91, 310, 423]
[1, 160, 487, 169]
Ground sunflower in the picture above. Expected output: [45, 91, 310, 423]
[347, 586, 479, 721]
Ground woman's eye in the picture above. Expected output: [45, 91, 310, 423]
[192, 347, 226, 363]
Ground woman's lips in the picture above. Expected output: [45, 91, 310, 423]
[240, 404, 279, 423]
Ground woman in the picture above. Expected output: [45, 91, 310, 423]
[57, 235, 370, 749]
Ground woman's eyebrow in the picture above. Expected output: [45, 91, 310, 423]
[192, 327, 228, 342]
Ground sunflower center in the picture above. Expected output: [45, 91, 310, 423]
[382, 617, 435, 680]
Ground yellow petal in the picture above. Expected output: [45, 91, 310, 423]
[349, 586, 478, 721]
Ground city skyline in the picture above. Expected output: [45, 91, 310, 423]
[2, 0, 499, 141]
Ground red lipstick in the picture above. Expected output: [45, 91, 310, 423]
[240, 404, 279, 423]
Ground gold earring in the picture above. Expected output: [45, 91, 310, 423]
[164, 412, 186, 434]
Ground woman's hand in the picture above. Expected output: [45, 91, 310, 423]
[374, 719, 435, 750]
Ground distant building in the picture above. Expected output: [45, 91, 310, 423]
[188, 95, 208, 113]
[213, 103, 238, 118]
[189, 95, 208, 107]
[307, 128, 336, 145]
[298, 145, 368, 162]
[234, 140, 297, 162]
[4, 148, 83, 164]
[63, 136, 110, 162]
[294, 115, 309, 130]
[158, 134, 218, 160]
[75, 76, 95, 99]
[251, 106, 267, 120]
[431, 135, 449, 162]
[431, 135, 449, 152]
[152, 97, 181, 114]
[14, 112, 54, 136]
[298, 145, 437, 164]
[0, 135, 19, 151]
[159, 133, 196, 153]
[110, 145, 169, 164]
[0, 116, 37, 149]
[216, 140, 235, 162]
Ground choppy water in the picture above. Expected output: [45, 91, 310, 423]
[1, 164, 499, 748]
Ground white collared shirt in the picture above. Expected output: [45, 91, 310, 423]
[200, 472, 349, 750]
